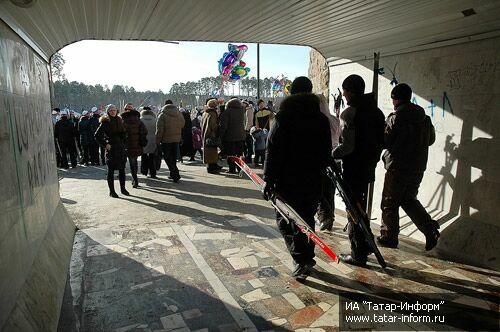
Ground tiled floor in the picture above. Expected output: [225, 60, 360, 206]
[57, 161, 499, 331]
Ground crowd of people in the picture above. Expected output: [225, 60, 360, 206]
[53, 76, 440, 279]
[52, 97, 277, 193]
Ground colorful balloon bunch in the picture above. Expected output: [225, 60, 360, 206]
[271, 76, 292, 95]
[218, 44, 250, 82]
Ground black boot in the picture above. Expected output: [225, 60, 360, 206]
[131, 164, 139, 188]
[132, 175, 139, 188]
[107, 178, 119, 198]
[339, 254, 367, 267]
[119, 172, 130, 196]
[377, 235, 398, 248]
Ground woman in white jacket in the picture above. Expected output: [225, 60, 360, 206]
[140, 107, 158, 178]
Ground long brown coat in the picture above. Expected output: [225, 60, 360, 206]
[121, 109, 146, 158]
[201, 108, 219, 164]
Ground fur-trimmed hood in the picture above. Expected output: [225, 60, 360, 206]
[161, 104, 179, 115]
[121, 109, 141, 119]
[99, 114, 124, 124]
[226, 98, 242, 110]
[140, 109, 156, 118]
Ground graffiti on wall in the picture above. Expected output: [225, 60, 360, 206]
[412, 92, 454, 118]
[0, 26, 55, 204]
[447, 61, 498, 90]
[3, 95, 55, 199]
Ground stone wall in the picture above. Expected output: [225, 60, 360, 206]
[0, 19, 75, 330]
[308, 48, 329, 97]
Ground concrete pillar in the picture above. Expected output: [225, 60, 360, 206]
[0, 19, 75, 330]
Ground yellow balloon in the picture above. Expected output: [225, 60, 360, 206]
[284, 82, 292, 94]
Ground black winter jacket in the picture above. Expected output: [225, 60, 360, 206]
[264, 93, 332, 199]
[383, 101, 435, 174]
[333, 93, 385, 183]
[180, 110, 194, 156]
[78, 117, 93, 145]
[54, 117, 77, 145]
[121, 110, 145, 158]
[94, 115, 127, 169]
[89, 115, 100, 144]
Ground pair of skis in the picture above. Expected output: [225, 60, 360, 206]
[326, 162, 387, 268]
[229, 156, 386, 268]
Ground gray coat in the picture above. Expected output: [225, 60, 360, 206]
[140, 110, 157, 154]
[219, 98, 246, 143]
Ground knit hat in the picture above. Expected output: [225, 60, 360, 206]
[391, 83, 412, 101]
[342, 75, 365, 94]
[290, 76, 313, 94]
[105, 104, 118, 114]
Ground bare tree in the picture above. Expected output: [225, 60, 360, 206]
[50, 52, 66, 81]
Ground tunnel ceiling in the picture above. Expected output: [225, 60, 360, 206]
[1, 0, 500, 62]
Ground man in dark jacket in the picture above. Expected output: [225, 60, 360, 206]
[333, 74, 385, 266]
[78, 111, 92, 166]
[378, 83, 440, 251]
[54, 110, 78, 168]
[263, 77, 332, 279]
[219, 98, 246, 173]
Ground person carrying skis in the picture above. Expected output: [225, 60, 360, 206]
[378, 83, 440, 251]
[332, 74, 385, 266]
[263, 76, 332, 279]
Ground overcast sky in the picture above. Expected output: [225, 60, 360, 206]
[59, 40, 310, 92]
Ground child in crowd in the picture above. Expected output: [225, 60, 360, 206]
[250, 125, 268, 167]
[192, 126, 203, 159]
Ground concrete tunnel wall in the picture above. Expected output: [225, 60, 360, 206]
[327, 37, 500, 270]
[0, 20, 75, 331]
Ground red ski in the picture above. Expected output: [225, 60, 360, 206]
[229, 156, 339, 263]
